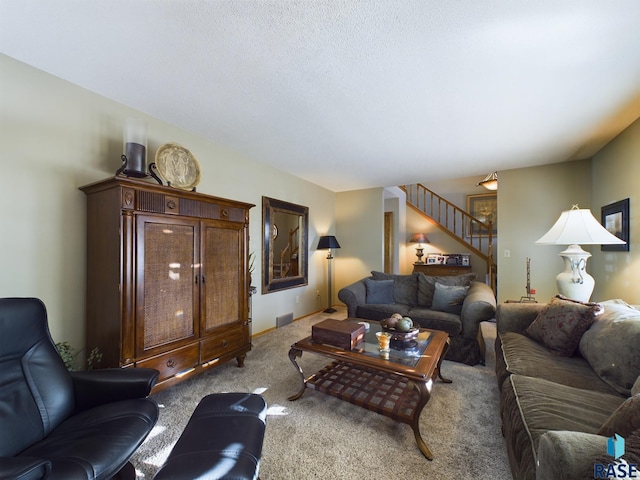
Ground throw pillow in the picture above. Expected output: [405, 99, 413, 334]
[371, 271, 418, 306]
[525, 295, 602, 357]
[579, 300, 640, 396]
[417, 272, 476, 307]
[597, 394, 640, 438]
[431, 282, 469, 315]
[364, 278, 394, 304]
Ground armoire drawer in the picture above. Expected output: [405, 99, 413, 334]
[201, 327, 245, 363]
[137, 343, 199, 382]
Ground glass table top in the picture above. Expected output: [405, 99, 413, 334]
[349, 320, 432, 368]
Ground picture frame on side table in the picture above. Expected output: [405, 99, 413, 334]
[466, 193, 497, 236]
[427, 253, 444, 265]
[601, 198, 629, 251]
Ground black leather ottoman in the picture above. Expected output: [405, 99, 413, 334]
[153, 393, 267, 480]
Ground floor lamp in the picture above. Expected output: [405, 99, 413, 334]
[318, 235, 341, 313]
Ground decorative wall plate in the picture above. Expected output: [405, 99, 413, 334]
[155, 143, 201, 190]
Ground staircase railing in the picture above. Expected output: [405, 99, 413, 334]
[402, 183, 496, 292]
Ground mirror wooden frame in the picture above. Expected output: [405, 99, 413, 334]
[262, 196, 309, 293]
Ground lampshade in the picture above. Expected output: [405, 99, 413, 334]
[317, 235, 341, 250]
[535, 206, 625, 245]
[409, 233, 430, 244]
[477, 172, 498, 191]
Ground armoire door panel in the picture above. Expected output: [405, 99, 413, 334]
[136, 215, 199, 354]
[201, 223, 242, 333]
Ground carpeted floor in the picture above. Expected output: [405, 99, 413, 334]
[132, 306, 511, 479]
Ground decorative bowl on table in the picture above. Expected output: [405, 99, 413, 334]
[380, 316, 419, 342]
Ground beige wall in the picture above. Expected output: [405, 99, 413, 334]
[497, 160, 591, 303]
[334, 188, 384, 298]
[589, 118, 640, 302]
[497, 128, 640, 306]
[0, 54, 336, 350]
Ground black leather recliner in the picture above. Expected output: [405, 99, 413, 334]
[0, 297, 159, 480]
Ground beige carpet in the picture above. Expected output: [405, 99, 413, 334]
[132, 306, 511, 479]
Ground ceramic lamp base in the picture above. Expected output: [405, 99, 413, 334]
[556, 244, 594, 302]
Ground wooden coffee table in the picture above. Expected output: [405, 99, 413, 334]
[287, 318, 451, 460]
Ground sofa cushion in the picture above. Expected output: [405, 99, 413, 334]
[431, 283, 469, 315]
[364, 278, 394, 304]
[496, 332, 618, 394]
[597, 394, 640, 438]
[579, 300, 640, 396]
[525, 295, 601, 357]
[371, 272, 418, 306]
[356, 304, 411, 322]
[406, 307, 462, 336]
[417, 273, 476, 307]
[500, 375, 624, 480]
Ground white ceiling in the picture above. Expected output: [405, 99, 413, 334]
[1, 1, 639, 192]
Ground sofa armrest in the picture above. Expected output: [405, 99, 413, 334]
[338, 279, 368, 317]
[496, 302, 546, 335]
[71, 368, 159, 413]
[0, 457, 51, 480]
[460, 281, 496, 339]
[536, 431, 608, 480]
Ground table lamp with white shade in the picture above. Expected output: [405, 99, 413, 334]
[535, 205, 626, 302]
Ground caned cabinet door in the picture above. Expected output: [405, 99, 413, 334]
[135, 214, 199, 356]
[201, 221, 245, 333]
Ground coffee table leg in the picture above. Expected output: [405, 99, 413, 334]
[437, 337, 452, 384]
[287, 347, 307, 401]
[411, 381, 434, 460]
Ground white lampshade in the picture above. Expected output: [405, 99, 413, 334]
[535, 207, 625, 245]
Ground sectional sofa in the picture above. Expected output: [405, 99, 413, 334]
[495, 297, 640, 480]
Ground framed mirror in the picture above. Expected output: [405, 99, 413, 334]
[262, 196, 309, 293]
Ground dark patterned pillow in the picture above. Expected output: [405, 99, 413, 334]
[598, 394, 640, 438]
[525, 295, 602, 357]
[364, 278, 394, 304]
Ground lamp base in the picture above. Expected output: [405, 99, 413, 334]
[323, 307, 337, 313]
[556, 244, 594, 303]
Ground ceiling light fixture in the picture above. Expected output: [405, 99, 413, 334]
[478, 172, 498, 191]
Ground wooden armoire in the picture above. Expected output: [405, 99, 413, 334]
[80, 177, 254, 391]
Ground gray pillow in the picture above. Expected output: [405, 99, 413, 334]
[364, 278, 394, 304]
[579, 299, 640, 395]
[371, 271, 418, 306]
[431, 282, 469, 314]
[417, 273, 476, 307]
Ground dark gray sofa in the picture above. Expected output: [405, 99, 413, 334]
[337, 271, 496, 365]
[495, 299, 640, 480]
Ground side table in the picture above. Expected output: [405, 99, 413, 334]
[412, 264, 472, 276]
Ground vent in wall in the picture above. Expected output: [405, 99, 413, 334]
[276, 312, 293, 328]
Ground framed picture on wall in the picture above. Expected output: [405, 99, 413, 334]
[466, 193, 497, 236]
[601, 198, 629, 251]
